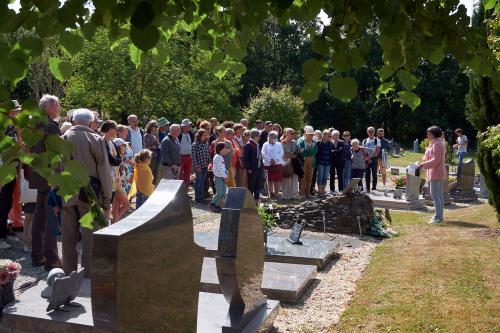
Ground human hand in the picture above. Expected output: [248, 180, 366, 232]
[52, 207, 60, 216]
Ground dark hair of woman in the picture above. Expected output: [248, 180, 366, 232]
[427, 125, 443, 139]
[100, 120, 117, 133]
[145, 120, 158, 134]
[195, 129, 207, 142]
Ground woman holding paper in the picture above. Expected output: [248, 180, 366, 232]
[419, 126, 446, 224]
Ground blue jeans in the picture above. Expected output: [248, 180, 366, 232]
[457, 151, 466, 178]
[136, 191, 148, 208]
[212, 177, 227, 206]
[430, 180, 444, 221]
[317, 164, 331, 186]
[343, 160, 352, 187]
[195, 167, 208, 202]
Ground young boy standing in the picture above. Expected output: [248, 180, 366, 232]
[211, 142, 228, 212]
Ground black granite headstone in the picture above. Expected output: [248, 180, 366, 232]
[215, 187, 268, 332]
[91, 180, 204, 333]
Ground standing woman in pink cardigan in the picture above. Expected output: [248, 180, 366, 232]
[419, 126, 447, 223]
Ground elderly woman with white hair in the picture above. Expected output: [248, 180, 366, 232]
[262, 131, 284, 199]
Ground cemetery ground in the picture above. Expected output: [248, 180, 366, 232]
[1, 189, 498, 332]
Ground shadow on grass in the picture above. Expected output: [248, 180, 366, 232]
[445, 220, 489, 229]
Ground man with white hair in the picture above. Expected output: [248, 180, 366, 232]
[160, 124, 181, 179]
[61, 108, 112, 277]
[239, 118, 249, 128]
[126, 114, 144, 154]
[29, 94, 63, 270]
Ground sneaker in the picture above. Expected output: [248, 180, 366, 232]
[0, 240, 12, 250]
[427, 218, 443, 224]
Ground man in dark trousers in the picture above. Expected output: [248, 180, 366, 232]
[330, 130, 346, 192]
[243, 129, 263, 203]
[29, 94, 62, 270]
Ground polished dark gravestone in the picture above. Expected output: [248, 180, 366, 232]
[215, 187, 277, 332]
[200, 257, 317, 303]
[91, 180, 204, 332]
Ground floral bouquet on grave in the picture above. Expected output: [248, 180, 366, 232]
[0, 259, 21, 285]
[391, 175, 407, 188]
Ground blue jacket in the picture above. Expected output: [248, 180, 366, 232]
[243, 140, 261, 171]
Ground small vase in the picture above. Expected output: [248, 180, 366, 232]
[0, 281, 15, 306]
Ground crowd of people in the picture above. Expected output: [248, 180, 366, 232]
[0, 93, 462, 276]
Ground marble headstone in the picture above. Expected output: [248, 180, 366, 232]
[413, 139, 419, 152]
[215, 187, 267, 331]
[91, 180, 204, 332]
[405, 173, 421, 202]
[479, 174, 489, 199]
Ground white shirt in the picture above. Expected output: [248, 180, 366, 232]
[129, 127, 143, 154]
[457, 134, 467, 152]
[363, 137, 381, 158]
[179, 132, 192, 155]
[261, 142, 284, 166]
[213, 154, 227, 178]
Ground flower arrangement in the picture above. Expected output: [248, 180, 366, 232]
[257, 205, 277, 233]
[0, 260, 21, 285]
[391, 175, 407, 188]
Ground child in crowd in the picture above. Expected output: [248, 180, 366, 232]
[350, 139, 369, 191]
[134, 149, 154, 208]
[211, 142, 228, 213]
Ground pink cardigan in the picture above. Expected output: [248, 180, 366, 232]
[421, 138, 446, 180]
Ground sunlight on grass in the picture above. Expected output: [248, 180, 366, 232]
[331, 204, 500, 333]
[389, 152, 423, 168]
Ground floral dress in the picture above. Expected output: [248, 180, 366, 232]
[119, 145, 134, 194]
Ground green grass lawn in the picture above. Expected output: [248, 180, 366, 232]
[389, 152, 424, 168]
[331, 204, 500, 333]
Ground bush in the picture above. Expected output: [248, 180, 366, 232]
[245, 86, 304, 131]
[477, 124, 500, 221]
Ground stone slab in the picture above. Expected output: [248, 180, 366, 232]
[3, 279, 93, 333]
[368, 190, 427, 211]
[197, 292, 279, 333]
[200, 258, 317, 302]
[3, 280, 279, 333]
[195, 232, 339, 269]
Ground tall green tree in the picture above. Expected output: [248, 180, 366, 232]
[63, 29, 240, 123]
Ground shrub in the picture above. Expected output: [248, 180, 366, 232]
[477, 124, 500, 221]
[245, 86, 304, 131]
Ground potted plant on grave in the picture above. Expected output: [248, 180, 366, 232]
[257, 205, 277, 246]
[391, 175, 408, 189]
[0, 259, 21, 306]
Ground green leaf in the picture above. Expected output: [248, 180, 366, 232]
[311, 37, 330, 56]
[302, 58, 328, 80]
[397, 70, 418, 91]
[131, 1, 155, 29]
[21, 128, 43, 148]
[19, 36, 44, 57]
[130, 25, 160, 52]
[227, 41, 246, 61]
[484, 0, 497, 10]
[0, 162, 17, 186]
[48, 57, 72, 81]
[0, 56, 27, 85]
[376, 81, 395, 98]
[229, 62, 247, 77]
[46, 135, 73, 157]
[394, 91, 421, 110]
[81, 22, 97, 40]
[378, 64, 395, 81]
[429, 46, 445, 65]
[329, 77, 358, 102]
[63, 159, 90, 186]
[129, 44, 142, 68]
[79, 211, 94, 230]
[331, 52, 350, 71]
[60, 31, 84, 56]
[300, 80, 324, 103]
